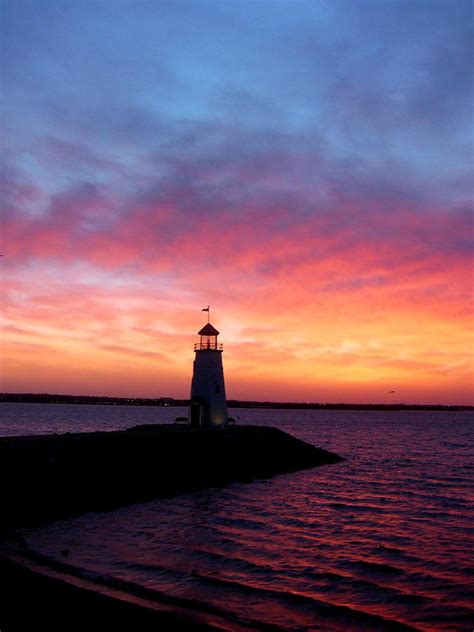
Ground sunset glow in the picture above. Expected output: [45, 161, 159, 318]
[1, 1, 472, 404]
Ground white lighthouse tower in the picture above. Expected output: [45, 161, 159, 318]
[188, 316, 228, 427]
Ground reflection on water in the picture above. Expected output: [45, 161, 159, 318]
[14, 407, 474, 630]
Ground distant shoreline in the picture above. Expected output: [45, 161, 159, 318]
[0, 392, 472, 411]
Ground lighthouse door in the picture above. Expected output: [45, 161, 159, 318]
[190, 402, 201, 427]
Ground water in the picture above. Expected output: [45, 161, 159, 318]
[0, 402, 183, 436]
[2, 403, 473, 630]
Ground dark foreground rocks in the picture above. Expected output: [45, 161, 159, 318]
[0, 424, 342, 528]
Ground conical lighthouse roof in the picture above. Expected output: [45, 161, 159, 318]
[198, 323, 220, 336]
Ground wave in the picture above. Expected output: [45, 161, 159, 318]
[127, 548, 277, 579]
[19, 548, 420, 631]
[371, 544, 416, 560]
[345, 559, 406, 576]
[181, 568, 421, 631]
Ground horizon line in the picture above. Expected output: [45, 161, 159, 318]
[1, 392, 472, 410]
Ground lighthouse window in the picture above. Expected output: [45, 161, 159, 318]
[215, 384, 220, 393]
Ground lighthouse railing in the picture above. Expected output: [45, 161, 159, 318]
[194, 342, 223, 351]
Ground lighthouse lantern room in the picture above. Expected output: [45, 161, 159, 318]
[188, 319, 228, 427]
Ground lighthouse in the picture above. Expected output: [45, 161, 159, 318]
[188, 317, 228, 427]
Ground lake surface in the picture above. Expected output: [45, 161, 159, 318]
[2, 403, 473, 630]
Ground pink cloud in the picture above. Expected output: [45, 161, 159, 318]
[2, 164, 472, 403]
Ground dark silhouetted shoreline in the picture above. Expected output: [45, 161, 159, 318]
[0, 424, 343, 631]
[1, 392, 471, 411]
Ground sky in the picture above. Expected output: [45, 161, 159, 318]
[1, 0, 473, 404]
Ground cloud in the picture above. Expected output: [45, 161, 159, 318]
[3, 160, 471, 308]
[1, 0, 472, 403]
[99, 344, 167, 361]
